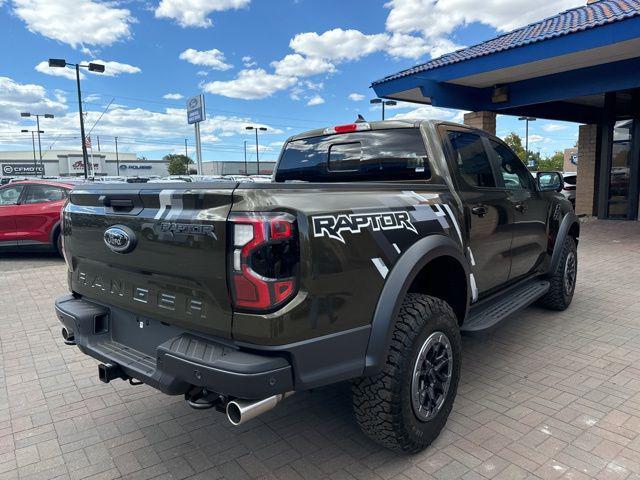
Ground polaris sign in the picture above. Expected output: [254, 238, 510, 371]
[2, 164, 44, 176]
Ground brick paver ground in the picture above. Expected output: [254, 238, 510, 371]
[1, 219, 640, 480]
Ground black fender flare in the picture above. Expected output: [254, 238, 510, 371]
[550, 212, 579, 273]
[363, 234, 470, 376]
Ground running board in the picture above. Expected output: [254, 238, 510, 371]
[461, 279, 550, 334]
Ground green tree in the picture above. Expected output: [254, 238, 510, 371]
[503, 132, 526, 162]
[165, 154, 193, 175]
[538, 151, 564, 171]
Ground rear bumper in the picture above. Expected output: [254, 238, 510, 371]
[55, 295, 293, 399]
[55, 295, 372, 399]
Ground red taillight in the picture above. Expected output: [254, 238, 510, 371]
[228, 212, 299, 312]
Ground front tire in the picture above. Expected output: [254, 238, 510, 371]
[352, 294, 461, 453]
[539, 236, 577, 311]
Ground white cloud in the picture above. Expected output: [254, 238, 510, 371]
[528, 134, 550, 144]
[386, 33, 431, 59]
[307, 95, 325, 106]
[383, 0, 584, 59]
[196, 70, 209, 76]
[12, 0, 134, 48]
[202, 69, 297, 100]
[35, 61, 84, 81]
[390, 104, 465, 123]
[155, 0, 250, 28]
[242, 56, 257, 67]
[290, 29, 389, 62]
[271, 54, 335, 77]
[0, 77, 67, 127]
[84, 60, 141, 77]
[348, 93, 365, 101]
[541, 123, 569, 132]
[163, 93, 184, 100]
[179, 48, 233, 70]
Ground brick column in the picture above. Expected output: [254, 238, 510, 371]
[575, 124, 598, 216]
[463, 111, 496, 135]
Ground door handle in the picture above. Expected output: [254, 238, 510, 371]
[471, 205, 487, 217]
[514, 203, 526, 213]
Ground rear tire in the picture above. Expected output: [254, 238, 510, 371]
[539, 236, 577, 311]
[352, 294, 461, 453]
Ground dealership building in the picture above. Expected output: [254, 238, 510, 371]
[0, 150, 168, 177]
[373, 0, 640, 220]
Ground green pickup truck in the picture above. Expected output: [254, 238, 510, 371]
[55, 119, 579, 452]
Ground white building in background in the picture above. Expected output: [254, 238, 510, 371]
[0, 150, 168, 177]
[202, 160, 276, 175]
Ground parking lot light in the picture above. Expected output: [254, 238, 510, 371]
[48, 58, 66, 68]
[246, 126, 267, 174]
[370, 98, 397, 120]
[48, 58, 105, 179]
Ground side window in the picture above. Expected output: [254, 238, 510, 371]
[489, 140, 535, 190]
[447, 131, 496, 188]
[24, 185, 68, 204]
[0, 185, 24, 206]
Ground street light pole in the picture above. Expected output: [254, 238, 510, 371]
[49, 59, 105, 179]
[35, 115, 43, 168]
[245, 126, 267, 175]
[115, 136, 120, 175]
[76, 64, 89, 179]
[31, 132, 37, 171]
[21, 129, 38, 173]
[243, 140, 248, 175]
[370, 98, 397, 120]
[20, 112, 53, 177]
[518, 116, 536, 167]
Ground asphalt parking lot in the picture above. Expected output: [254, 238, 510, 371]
[1, 219, 640, 480]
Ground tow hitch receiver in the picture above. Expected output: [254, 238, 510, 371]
[98, 363, 128, 383]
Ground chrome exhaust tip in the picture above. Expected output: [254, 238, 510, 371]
[226, 392, 292, 426]
[61, 327, 75, 345]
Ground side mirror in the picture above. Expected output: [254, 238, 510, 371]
[537, 171, 564, 192]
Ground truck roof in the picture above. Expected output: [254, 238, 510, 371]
[287, 119, 435, 142]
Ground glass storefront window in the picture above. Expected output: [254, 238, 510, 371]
[608, 119, 633, 218]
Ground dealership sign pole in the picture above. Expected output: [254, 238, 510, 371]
[187, 94, 205, 174]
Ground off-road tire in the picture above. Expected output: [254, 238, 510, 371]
[352, 294, 461, 453]
[539, 236, 577, 311]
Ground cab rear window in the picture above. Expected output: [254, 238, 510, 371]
[275, 128, 430, 182]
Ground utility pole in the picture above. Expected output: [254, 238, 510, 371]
[97, 135, 101, 152]
[184, 138, 188, 157]
[115, 137, 120, 175]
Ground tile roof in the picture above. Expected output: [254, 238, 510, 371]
[372, 0, 640, 86]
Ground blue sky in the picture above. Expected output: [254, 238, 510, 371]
[0, 0, 583, 164]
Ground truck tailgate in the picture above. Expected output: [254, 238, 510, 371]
[63, 183, 235, 338]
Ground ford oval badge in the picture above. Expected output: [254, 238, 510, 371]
[104, 226, 136, 254]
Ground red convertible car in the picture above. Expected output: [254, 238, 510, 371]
[0, 180, 73, 255]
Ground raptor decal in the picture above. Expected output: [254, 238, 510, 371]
[312, 211, 418, 244]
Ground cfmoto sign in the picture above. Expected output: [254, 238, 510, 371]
[2, 164, 44, 176]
